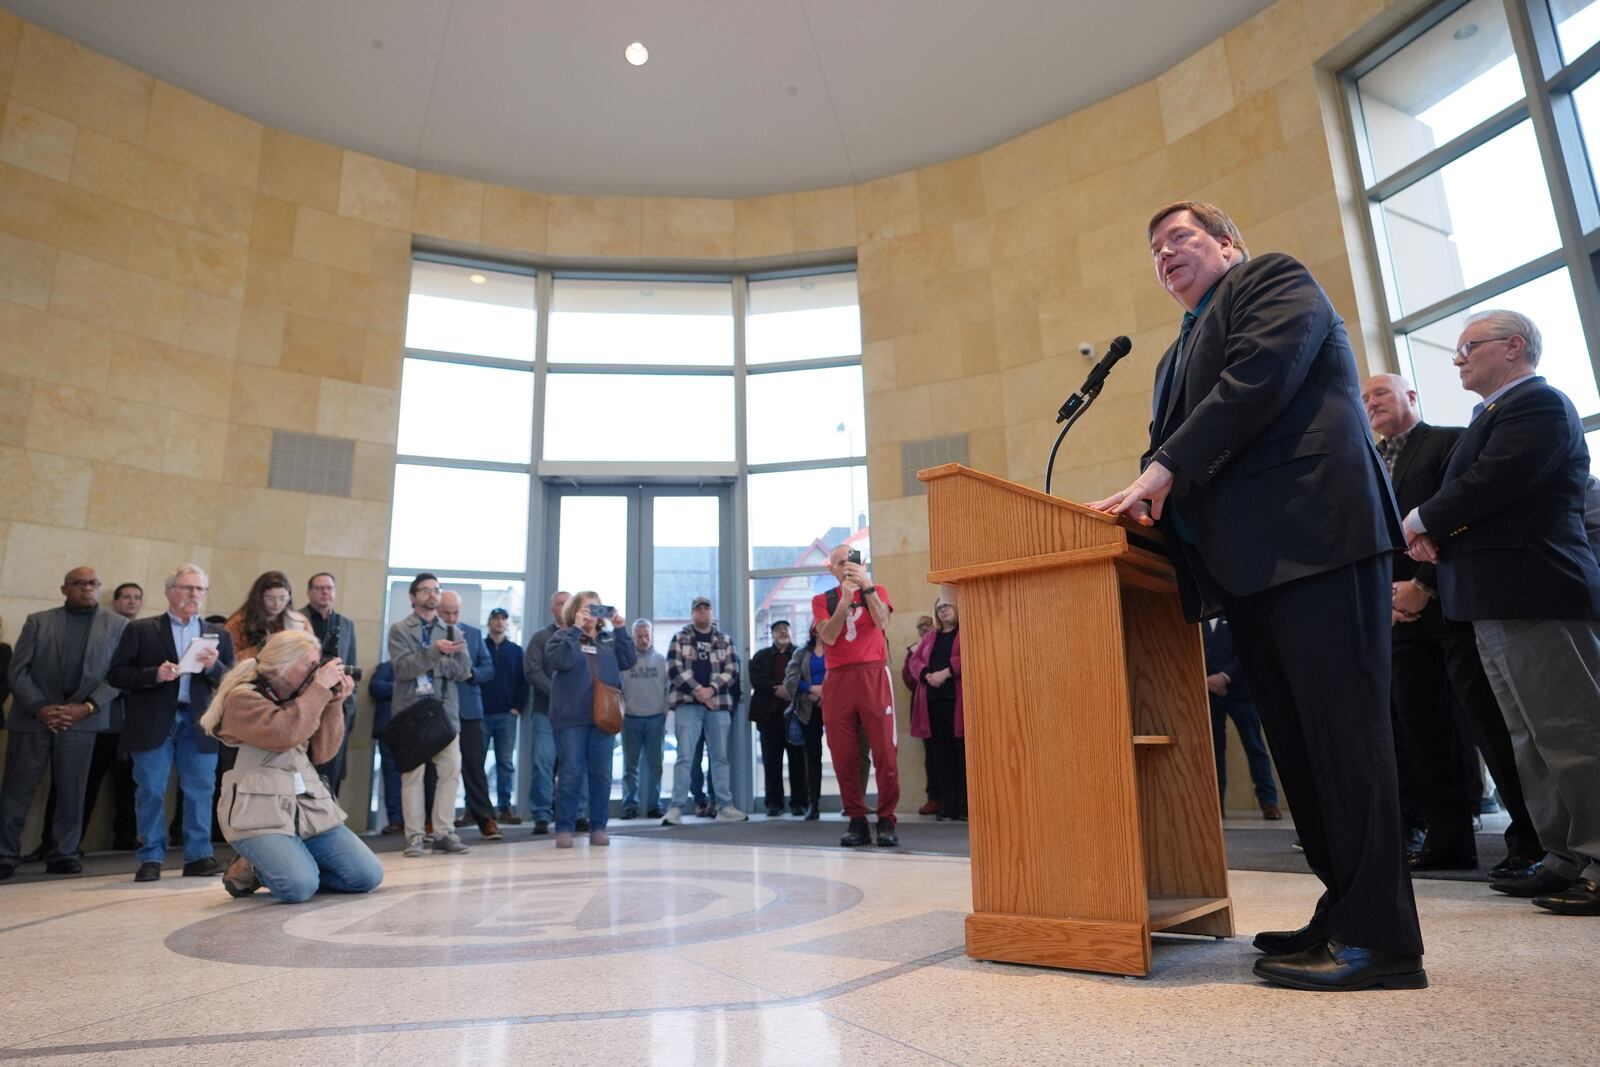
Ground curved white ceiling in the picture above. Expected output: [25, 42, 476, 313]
[4, 0, 1277, 198]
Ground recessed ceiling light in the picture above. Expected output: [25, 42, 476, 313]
[468, 273, 487, 284]
[625, 41, 649, 66]
[1453, 23, 1478, 40]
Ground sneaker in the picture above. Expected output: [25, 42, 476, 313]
[555, 831, 574, 849]
[647, 808, 665, 819]
[840, 818, 871, 847]
[223, 856, 260, 898]
[575, 817, 590, 832]
[498, 807, 524, 826]
[917, 800, 940, 816]
[380, 821, 404, 835]
[693, 801, 709, 817]
[404, 834, 426, 857]
[532, 820, 551, 835]
[875, 820, 899, 847]
[716, 805, 749, 823]
[661, 806, 683, 826]
[590, 830, 610, 846]
[478, 818, 503, 841]
[134, 861, 162, 882]
[434, 832, 470, 854]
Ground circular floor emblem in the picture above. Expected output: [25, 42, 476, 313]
[165, 867, 862, 968]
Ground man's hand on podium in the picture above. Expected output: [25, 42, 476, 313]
[1088, 460, 1174, 526]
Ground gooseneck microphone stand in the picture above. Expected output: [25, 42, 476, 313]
[1044, 336, 1131, 497]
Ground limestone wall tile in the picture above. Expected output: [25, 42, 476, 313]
[281, 313, 366, 383]
[228, 364, 320, 434]
[927, 373, 1001, 434]
[145, 81, 262, 189]
[641, 197, 735, 259]
[350, 441, 397, 502]
[361, 331, 404, 390]
[980, 120, 1067, 212]
[0, 99, 76, 181]
[1247, 128, 1335, 222]
[194, 173, 256, 244]
[0, 523, 155, 601]
[481, 185, 547, 255]
[326, 270, 408, 335]
[0, 303, 110, 385]
[370, 225, 415, 284]
[855, 172, 920, 242]
[0, 9, 20, 91]
[317, 379, 399, 445]
[223, 424, 273, 489]
[258, 128, 342, 210]
[792, 185, 855, 251]
[870, 496, 930, 555]
[862, 339, 896, 394]
[734, 195, 795, 258]
[0, 372, 31, 447]
[108, 334, 234, 417]
[925, 269, 994, 328]
[865, 384, 932, 445]
[916, 156, 986, 229]
[250, 195, 297, 255]
[0, 229, 55, 309]
[413, 171, 484, 244]
[1226, 1, 1312, 99]
[1157, 39, 1235, 143]
[303, 498, 391, 560]
[160, 412, 230, 482]
[547, 195, 642, 257]
[893, 328, 964, 387]
[1273, 68, 1324, 141]
[126, 213, 249, 301]
[966, 426, 1007, 476]
[0, 162, 134, 264]
[340, 559, 390, 623]
[858, 279, 927, 343]
[0, 446, 92, 528]
[9, 24, 151, 143]
[959, 318, 999, 378]
[292, 205, 375, 275]
[70, 127, 199, 227]
[86, 462, 218, 543]
[49, 251, 186, 346]
[244, 249, 332, 320]
[236, 306, 285, 368]
[1300, 0, 1397, 59]
[24, 383, 166, 471]
[1063, 83, 1165, 175]
[212, 487, 311, 553]
[338, 150, 415, 229]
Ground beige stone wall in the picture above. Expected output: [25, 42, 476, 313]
[0, 0, 1422, 826]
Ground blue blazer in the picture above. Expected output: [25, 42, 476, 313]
[544, 627, 637, 730]
[1420, 377, 1600, 621]
[453, 622, 497, 721]
[1202, 617, 1252, 704]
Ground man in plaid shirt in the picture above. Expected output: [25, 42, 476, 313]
[661, 596, 747, 825]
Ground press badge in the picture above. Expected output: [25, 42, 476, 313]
[293, 771, 308, 794]
[415, 672, 435, 695]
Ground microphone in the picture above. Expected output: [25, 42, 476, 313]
[1056, 336, 1132, 423]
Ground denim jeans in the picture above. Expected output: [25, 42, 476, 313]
[484, 713, 519, 811]
[1212, 698, 1280, 808]
[621, 714, 666, 813]
[231, 825, 385, 904]
[376, 737, 404, 825]
[672, 706, 730, 810]
[554, 725, 615, 834]
[130, 708, 218, 864]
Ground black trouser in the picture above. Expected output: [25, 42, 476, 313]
[457, 718, 497, 822]
[1398, 603, 1541, 860]
[756, 715, 807, 811]
[925, 698, 966, 818]
[1393, 611, 1484, 857]
[923, 739, 941, 804]
[313, 703, 356, 803]
[39, 731, 137, 852]
[1225, 553, 1423, 956]
[799, 711, 824, 809]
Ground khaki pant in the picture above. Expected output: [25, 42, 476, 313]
[401, 738, 462, 840]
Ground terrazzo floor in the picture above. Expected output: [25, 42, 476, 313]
[0, 823, 1593, 1066]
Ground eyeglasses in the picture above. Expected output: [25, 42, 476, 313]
[172, 584, 208, 594]
[66, 579, 102, 589]
[1456, 335, 1514, 360]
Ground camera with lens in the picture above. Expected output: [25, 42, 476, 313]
[319, 614, 362, 680]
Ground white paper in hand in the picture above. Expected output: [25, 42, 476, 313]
[177, 633, 220, 674]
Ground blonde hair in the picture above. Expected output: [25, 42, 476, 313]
[201, 629, 321, 736]
[562, 591, 600, 628]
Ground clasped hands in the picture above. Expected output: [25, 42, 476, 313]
[1088, 461, 1174, 525]
[36, 703, 91, 732]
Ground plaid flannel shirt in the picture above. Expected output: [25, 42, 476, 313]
[666, 624, 740, 712]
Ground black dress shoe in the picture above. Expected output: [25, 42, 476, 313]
[0, 863, 16, 881]
[789, 804, 806, 816]
[1491, 863, 1576, 898]
[532, 820, 550, 835]
[182, 857, 222, 877]
[765, 807, 782, 817]
[804, 804, 820, 821]
[620, 809, 638, 820]
[134, 862, 162, 882]
[45, 858, 82, 875]
[840, 818, 871, 847]
[646, 809, 664, 820]
[1487, 855, 1537, 881]
[1253, 941, 1427, 991]
[875, 820, 898, 847]
[1409, 850, 1478, 872]
[1252, 924, 1327, 956]
[1532, 878, 1600, 915]
[575, 818, 590, 832]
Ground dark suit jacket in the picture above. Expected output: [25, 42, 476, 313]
[1201, 617, 1251, 704]
[6, 606, 127, 733]
[1385, 422, 1462, 589]
[1143, 253, 1404, 620]
[106, 615, 235, 754]
[1418, 377, 1600, 621]
[310, 608, 358, 720]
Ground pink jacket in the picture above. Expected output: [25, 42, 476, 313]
[908, 628, 963, 739]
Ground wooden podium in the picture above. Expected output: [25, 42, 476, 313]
[920, 463, 1232, 977]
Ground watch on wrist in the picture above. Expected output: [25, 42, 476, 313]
[83, 697, 98, 715]
[860, 584, 877, 596]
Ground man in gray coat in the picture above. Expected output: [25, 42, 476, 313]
[0, 567, 129, 878]
[387, 573, 473, 858]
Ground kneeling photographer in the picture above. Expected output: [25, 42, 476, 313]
[202, 630, 383, 903]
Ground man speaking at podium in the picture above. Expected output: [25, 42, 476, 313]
[1090, 202, 1425, 992]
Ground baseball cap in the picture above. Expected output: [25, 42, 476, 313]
[691, 596, 712, 609]
[488, 607, 509, 619]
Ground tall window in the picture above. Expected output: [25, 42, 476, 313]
[1346, 0, 1600, 444]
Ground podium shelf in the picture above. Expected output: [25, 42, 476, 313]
[1148, 895, 1232, 932]
[1132, 735, 1175, 746]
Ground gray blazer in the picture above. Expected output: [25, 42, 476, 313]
[7, 606, 128, 733]
[386, 611, 472, 729]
